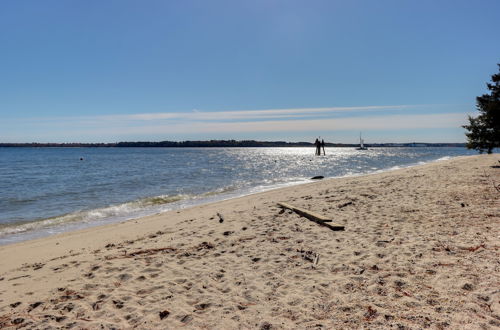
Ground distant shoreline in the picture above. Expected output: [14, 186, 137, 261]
[0, 140, 466, 148]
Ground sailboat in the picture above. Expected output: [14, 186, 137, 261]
[356, 133, 368, 150]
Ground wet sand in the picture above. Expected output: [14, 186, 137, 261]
[0, 154, 499, 329]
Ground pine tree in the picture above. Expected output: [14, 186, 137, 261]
[463, 64, 500, 154]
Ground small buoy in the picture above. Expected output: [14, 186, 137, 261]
[80, 158, 84, 161]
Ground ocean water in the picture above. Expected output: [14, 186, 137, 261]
[0, 147, 475, 245]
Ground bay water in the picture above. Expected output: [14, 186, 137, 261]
[0, 147, 475, 245]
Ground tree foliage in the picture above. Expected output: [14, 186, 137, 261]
[463, 64, 500, 153]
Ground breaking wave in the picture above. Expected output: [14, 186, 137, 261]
[0, 194, 189, 238]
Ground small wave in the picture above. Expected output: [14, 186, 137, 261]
[4, 197, 38, 205]
[0, 213, 86, 237]
[201, 185, 239, 197]
[436, 156, 451, 161]
[0, 193, 189, 238]
[139, 194, 187, 206]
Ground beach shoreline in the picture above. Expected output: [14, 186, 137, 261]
[0, 154, 499, 329]
[0, 155, 468, 249]
[0, 152, 464, 247]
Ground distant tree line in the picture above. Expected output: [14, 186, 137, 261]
[0, 140, 466, 148]
[115, 140, 313, 147]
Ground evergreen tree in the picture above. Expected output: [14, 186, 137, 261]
[463, 64, 500, 154]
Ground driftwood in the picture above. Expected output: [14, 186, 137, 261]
[277, 202, 344, 231]
[313, 253, 320, 268]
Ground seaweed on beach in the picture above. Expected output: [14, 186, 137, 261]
[105, 247, 177, 260]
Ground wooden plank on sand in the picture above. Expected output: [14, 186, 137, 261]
[277, 202, 345, 231]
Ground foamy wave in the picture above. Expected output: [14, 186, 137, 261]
[79, 194, 190, 221]
[0, 213, 84, 236]
[0, 194, 189, 238]
[201, 185, 238, 197]
[139, 194, 188, 206]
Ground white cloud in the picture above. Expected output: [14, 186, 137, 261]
[0, 105, 471, 142]
[70, 112, 468, 136]
[93, 104, 415, 122]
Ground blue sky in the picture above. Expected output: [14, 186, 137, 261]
[1, 0, 499, 143]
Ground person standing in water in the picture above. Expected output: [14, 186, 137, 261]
[321, 139, 326, 155]
[314, 138, 321, 156]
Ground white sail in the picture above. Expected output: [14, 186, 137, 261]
[357, 133, 368, 150]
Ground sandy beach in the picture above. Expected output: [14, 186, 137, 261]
[0, 154, 498, 329]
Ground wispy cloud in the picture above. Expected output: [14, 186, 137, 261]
[0, 104, 471, 142]
[75, 112, 467, 136]
[98, 105, 415, 122]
